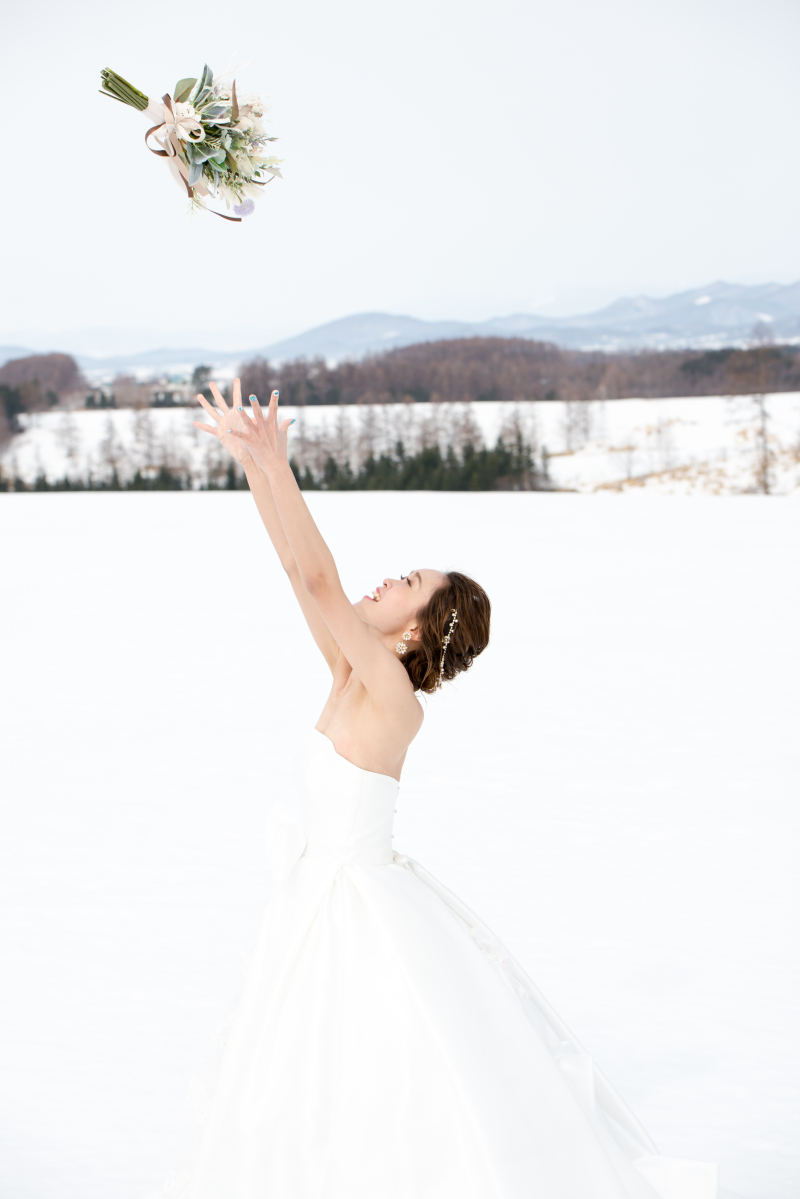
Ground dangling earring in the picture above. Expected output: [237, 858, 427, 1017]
[395, 631, 412, 655]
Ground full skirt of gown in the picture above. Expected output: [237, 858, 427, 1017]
[156, 730, 725, 1199]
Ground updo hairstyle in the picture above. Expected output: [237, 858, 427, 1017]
[403, 571, 491, 695]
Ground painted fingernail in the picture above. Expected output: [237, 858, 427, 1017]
[238, 406, 242, 411]
[273, 390, 279, 397]
[227, 429, 232, 433]
[289, 418, 296, 425]
[250, 395, 256, 401]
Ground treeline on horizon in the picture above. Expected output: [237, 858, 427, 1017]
[2, 336, 799, 445]
[0, 353, 84, 440]
[239, 337, 800, 407]
[1, 434, 546, 494]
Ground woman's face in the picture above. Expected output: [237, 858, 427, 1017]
[354, 569, 446, 639]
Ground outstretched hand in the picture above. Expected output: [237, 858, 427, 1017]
[193, 379, 253, 465]
[227, 390, 293, 475]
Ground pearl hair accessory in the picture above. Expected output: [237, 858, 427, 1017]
[395, 631, 412, 655]
[436, 610, 459, 690]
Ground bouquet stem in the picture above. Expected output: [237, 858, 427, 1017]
[100, 69, 149, 111]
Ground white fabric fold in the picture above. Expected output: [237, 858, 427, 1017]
[390, 851, 721, 1199]
[263, 801, 307, 882]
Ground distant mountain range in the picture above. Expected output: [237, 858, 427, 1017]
[260, 282, 800, 362]
[3, 281, 799, 380]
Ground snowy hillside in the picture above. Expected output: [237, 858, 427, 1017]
[6, 281, 800, 376]
[0, 492, 797, 1199]
[3, 394, 800, 495]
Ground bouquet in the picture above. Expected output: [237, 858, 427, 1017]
[99, 63, 281, 221]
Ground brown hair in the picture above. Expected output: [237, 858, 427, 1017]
[403, 571, 491, 694]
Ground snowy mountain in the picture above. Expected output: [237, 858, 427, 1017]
[260, 281, 800, 359]
[4, 281, 800, 379]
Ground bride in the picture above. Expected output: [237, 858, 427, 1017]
[163, 380, 726, 1199]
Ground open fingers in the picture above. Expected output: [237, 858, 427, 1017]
[250, 393, 267, 425]
[209, 381, 229, 413]
[196, 394, 220, 422]
[233, 377, 242, 408]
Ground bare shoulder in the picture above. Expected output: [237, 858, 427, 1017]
[358, 670, 422, 753]
[391, 678, 425, 742]
[394, 694, 425, 774]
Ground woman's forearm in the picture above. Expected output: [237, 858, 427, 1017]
[245, 456, 340, 669]
[243, 458, 295, 573]
[263, 460, 340, 596]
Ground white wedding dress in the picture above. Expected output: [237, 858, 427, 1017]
[158, 730, 725, 1199]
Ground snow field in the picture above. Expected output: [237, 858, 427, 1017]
[0, 491, 798, 1199]
[3, 392, 800, 494]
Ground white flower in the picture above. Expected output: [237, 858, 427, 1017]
[238, 92, 264, 113]
[167, 102, 205, 143]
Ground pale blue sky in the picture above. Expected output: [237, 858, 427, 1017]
[3, 0, 799, 346]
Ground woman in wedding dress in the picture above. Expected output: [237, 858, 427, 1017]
[162, 379, 727, 1199]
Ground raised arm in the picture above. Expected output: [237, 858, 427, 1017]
[194, 381, 339, 673]
[229, 392, 419, 718]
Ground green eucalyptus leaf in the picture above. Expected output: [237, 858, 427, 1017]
[191, 144, 226, 165]
[174, 77, 197, 103]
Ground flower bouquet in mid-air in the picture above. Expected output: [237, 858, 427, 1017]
[99, 62, 282, 221]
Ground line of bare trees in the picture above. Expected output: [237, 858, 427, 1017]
[4, 333, 799, 452]
[239, 337, 800, 408]
[0, 403, 547, 492]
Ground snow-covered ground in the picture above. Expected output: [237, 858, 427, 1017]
[0, 492, 798, 1199]
[4, 393, 800, 494]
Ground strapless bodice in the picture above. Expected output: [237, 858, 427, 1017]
[290, 730, 399, 868]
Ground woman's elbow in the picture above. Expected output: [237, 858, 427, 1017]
[303, 571, 332, 598]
